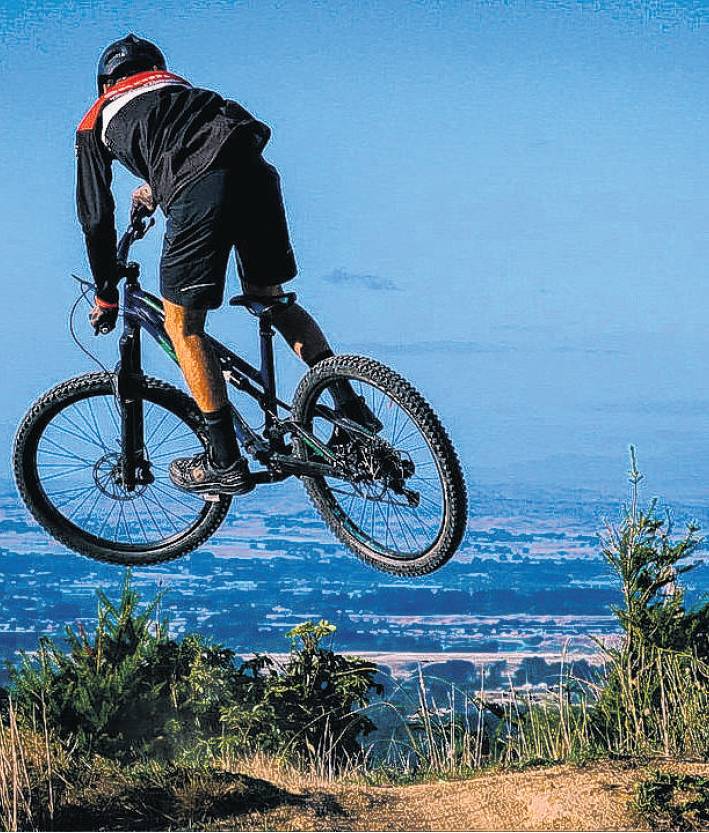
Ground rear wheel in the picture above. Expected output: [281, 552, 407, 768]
[291, 356, 467, 576]
[13, 372, 230, 565]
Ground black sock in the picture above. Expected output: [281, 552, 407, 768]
[330, 379, 361, 410]
[203, 405, 240, 469]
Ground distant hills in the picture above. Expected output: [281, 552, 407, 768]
[1, 480, 707, 673]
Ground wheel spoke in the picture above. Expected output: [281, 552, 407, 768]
[142, 490, 181, 532]
[44, 484, 93, 499]
[150, 481, 202, 513]
[308, 374, 447, 560]
[40, 464, 94, 482]
[150, 418, 189, 455]
[102, 395, 121, 436]
[85, 397, 109, 453]
[113, 501, 123, 543]
[140, 493, 164, 538]
[31, 384, 212, 552]
[50, 419, 107, 451]
[97, 501, 116, 539]
[149, 437, 201, 461]
[67, 486, 99, 523]
[130, 500, 150, 542]
[145, 408, 172, 448]
[74, 401, 108, 452]
[81, 488, 105, 531]
[38, 447, 95, 465]
[39, 434, 97, 465]
[390, 499, 418, 553]
[394, 426, 421, 448]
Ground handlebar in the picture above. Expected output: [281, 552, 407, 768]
[73, 208, 155, 335]
[116, 206, 155, 273]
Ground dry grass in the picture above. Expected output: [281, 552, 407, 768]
[218, 749, 335, 793]
[218, 758, 709, 832]
[2, 709, 707, 832]
[361, 656, 606, 780]
[596, 644, 709, 759]
[0, 703, 33, 832]
[0, 700, 65, 832]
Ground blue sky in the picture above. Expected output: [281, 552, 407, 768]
[0, 0, 707, 499]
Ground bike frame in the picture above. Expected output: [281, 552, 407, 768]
[112, 221, 348, 491]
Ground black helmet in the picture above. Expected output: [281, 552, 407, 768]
[97, 33, 166, 94]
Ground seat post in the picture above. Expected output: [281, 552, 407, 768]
[258, 312, 278, 428]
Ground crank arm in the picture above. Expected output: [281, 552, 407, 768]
[230, 406, 271, 460]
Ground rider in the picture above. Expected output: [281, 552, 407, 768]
[77, 34, 379, 496]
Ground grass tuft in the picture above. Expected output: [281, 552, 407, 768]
[634, 770, 709, 831]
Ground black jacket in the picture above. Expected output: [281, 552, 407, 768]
[76, 70, 270, 301]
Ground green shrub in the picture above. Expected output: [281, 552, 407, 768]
[635, 770, 709, 830]
[5, 578, 381, 769]
[592, 449, 709, 758]
[220, 620, 382, 769]
[7, 575, 239, 760]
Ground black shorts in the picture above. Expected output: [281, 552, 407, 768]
[160, 155, 297, 309]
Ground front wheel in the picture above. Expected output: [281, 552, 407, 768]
[291, 356, 468, 576]
[13, 372, 231, 565]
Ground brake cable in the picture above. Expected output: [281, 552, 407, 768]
[68, 275, 115, 377]
[68, 212, 155, 419]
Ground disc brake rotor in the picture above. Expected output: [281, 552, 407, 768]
[93, 452, 148, 501]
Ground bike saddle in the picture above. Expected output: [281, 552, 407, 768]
[228, 291, 297, 317]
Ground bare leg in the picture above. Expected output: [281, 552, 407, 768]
[163, 301, 227, 411]
[163, 299, 241, 469]
[241, 283, 381, 431]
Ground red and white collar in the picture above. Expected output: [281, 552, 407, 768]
[78, 70, 190, 132]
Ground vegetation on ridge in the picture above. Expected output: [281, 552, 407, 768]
[0, 451, 706, 830]
[5, 577, 381, 767]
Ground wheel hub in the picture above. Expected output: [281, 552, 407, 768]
[334, 435, 420, 507]
[93, 452, 149, 501]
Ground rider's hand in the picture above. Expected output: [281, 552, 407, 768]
[89, 297, 119, 335]
[131, 183, 155, 217]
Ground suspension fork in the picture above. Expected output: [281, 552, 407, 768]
[116, 315, 151, 490]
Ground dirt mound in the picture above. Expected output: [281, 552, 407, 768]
[226, 761, 709, 831]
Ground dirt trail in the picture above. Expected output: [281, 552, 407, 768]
[228, 761, 709, 831]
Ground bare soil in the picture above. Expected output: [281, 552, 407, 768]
[222, 760, 709, 832]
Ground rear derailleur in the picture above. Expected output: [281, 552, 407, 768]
[329, 429, 420, 507]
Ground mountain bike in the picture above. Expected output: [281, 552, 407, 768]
[13, 212, 467, 575]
